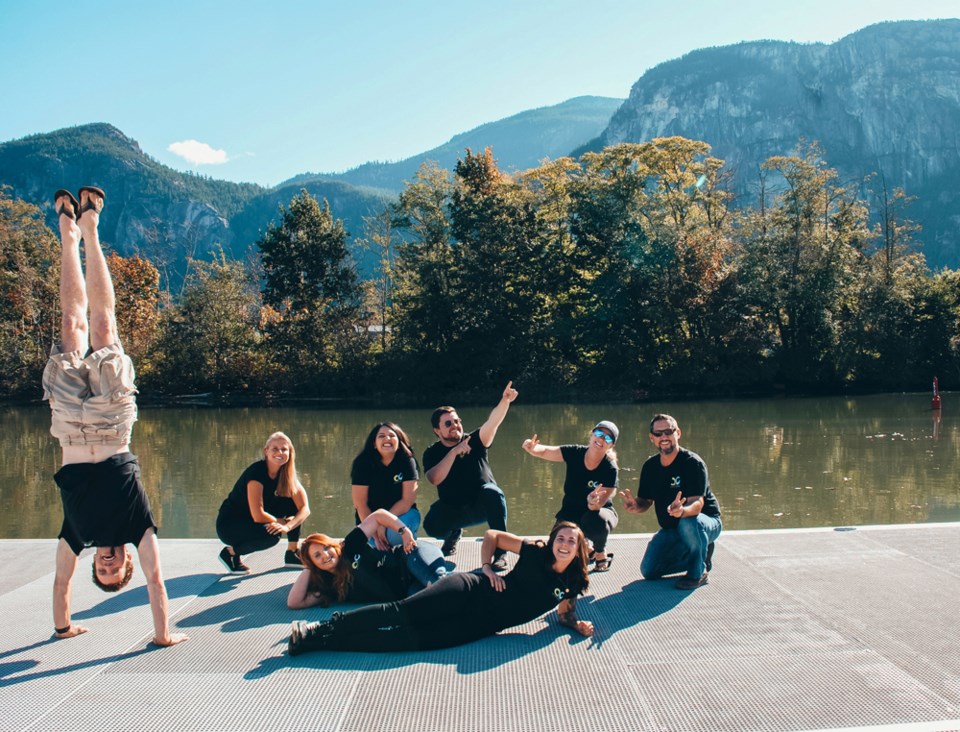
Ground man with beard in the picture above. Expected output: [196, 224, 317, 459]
[422, 382, 518, 570]
[620, 413, 722, 590]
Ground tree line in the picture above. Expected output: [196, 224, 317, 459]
[1, 137, 958, 403]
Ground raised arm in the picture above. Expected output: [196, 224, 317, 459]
[521, 434, 563, 462]
[137, 530, 188, 646]
[52, 538, 88, 638]
[357, 509, 416, 553]
[478, 381, 518, 447]
[479, 529, 524, 590]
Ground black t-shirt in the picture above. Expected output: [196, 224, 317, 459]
[422, 430, 496, 506]
[636, 448, 721, 529]
[341, 527, 410, 602]
[223, 459, 298, 521]
[488, 541, 583, 632]
[55, 453, 157, 555]
[350, 450, 419, 516]
[556, 445, 619, 522]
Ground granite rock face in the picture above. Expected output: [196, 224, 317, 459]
[599, 20, 960, 267]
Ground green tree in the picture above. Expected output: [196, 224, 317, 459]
[0, 189, 59, 396]
[736, 146, 870, 389]
[390, 163, 457, 384]
[568, 138, 734, 393]
[444, 148, 548, 388]
[149, 250, 265, 394]
[257, 189, 365, 392]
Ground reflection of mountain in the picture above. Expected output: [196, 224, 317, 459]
[587, 20, 960, 268]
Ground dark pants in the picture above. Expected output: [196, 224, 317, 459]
[576, 506, 618, 554]
[326, 573, 493, 652]
[423, 482, 507, 540]
[216, 503, 301, 556]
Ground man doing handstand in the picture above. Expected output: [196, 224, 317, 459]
[45, 187, 187, 646]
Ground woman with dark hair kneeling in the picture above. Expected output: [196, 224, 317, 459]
[287, 508, 448, 609]
[288, 521, 594, 655]
[351, 421, 420, 548]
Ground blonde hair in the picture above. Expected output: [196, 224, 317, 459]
[263, 431, 301, 498]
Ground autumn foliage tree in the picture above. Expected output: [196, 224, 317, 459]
[0, 190, 59, 396]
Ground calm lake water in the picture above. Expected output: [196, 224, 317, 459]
[2, 394, 957, 541]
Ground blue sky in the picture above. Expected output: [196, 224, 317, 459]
[2, 0, 956, 187]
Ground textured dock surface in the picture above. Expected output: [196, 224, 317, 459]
[1, 524, 958, 732]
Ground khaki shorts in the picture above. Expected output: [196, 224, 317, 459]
[42, 343, 138, 446]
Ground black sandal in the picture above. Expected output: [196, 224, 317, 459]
[592, 553, 614, 572]
[54, 189, 79, 220]
[78, 185, 105, 219]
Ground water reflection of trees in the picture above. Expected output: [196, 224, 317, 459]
[2, 395, 957, 539]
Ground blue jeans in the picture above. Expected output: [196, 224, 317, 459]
[640, 513, 722, 580]
[381, 507, 422, 547]
[403, 539, 449, 591]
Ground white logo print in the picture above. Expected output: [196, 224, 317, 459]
[671, 476, 681, 489]
[393, 473, 403, 483]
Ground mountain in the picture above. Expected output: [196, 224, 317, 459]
[590, 19, 960, 269]
[288, 95, 624, 194]
[0, 96, 620, 290]
[0, 124, 395, 291]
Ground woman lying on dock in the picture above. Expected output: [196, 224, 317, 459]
[286, 508, 449, 609]
[287, 521, 594, 655]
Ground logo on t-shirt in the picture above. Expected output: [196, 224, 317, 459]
[587, 480, 603, 489]
[670, 476, 681, 489]
[393, 473, 404, 483]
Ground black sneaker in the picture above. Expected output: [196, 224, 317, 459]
[219, 547, 250, 575]
[284, 549, 302, 568]
[441, 528, 463, 557]
[289, 615, 340, 656]
[705, 542, 715, 572]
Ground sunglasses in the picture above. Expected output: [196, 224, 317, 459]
[443, 418, 462, 428]
[592, 429, 614, 444]
[651, 428, 677, 437]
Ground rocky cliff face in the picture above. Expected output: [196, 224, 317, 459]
[600, 20, 960, 268]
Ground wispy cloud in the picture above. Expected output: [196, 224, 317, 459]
[167, 139, 229, 165]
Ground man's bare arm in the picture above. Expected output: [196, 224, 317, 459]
[52, 538, 88, 638]
[137, 530, 188, 646]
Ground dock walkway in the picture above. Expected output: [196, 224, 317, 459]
[1, 524, 958, 732]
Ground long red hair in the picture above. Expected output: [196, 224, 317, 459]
[298, 533, 354, 606]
